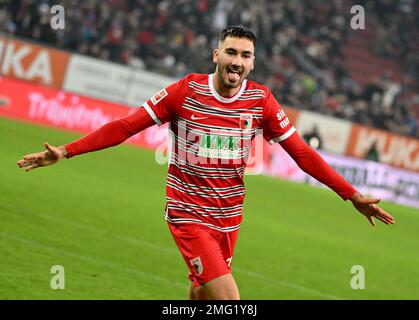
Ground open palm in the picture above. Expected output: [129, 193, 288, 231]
[17, 142, 65, 172]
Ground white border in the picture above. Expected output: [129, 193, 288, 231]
[143, 101, 162, 126]
[269, 127, 297, 144]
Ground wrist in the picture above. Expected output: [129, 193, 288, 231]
[58, 146, 68, 159]
[350, 191, 362, 203]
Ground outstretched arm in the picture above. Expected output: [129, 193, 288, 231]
[279, 132, 395, 226]
[17, 107, 155, 172]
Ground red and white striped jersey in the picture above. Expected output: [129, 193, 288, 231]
[143, 73, 295, 232]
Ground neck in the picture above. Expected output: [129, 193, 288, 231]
[212, 72, 241, 98]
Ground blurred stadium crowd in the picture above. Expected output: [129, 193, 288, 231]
[1, 0, 418, 137]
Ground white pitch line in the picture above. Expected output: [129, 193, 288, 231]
[234, 267, 342, 300]
[0, 232, 186, 292]
[2, 207, 343, 299]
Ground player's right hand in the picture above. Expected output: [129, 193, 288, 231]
[17, 142, 67, 172]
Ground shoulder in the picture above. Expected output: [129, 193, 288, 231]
[181, 73, 209, 85]
[169, 73, 208, 92]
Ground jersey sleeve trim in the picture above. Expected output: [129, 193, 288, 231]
[143, 101, 162, 126]
[269, 126, 296, 145]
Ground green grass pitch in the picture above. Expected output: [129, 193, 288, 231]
[1, 117, 418, 299]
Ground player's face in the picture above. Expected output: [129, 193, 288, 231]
[213, 37, 255, 90]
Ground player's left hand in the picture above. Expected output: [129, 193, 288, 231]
[350, 191, 395, 226]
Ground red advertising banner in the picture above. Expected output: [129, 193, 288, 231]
[0, 76, 166, 150]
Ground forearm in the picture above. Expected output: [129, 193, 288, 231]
[65, 107, 155, 158]
[65, 121, 130, 157]
[280, 133, 357, 200]
[297, 148, 356, 200]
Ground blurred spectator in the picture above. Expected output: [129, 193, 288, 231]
[303, 125, 323, 150]
[365, 141, 380, 162]
[0, 0, 418, 138]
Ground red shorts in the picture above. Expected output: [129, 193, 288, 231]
[168, 222, 239, 287]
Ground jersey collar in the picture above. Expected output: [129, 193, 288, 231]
[208, 73, 247, 103]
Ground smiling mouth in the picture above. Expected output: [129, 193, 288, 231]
[227, 68, 241, 75]
[227, 68, 241, 82]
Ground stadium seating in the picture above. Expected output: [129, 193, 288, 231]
[0, 0, 417, 137]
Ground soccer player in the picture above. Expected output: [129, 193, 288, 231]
[17, 26, 395, 300]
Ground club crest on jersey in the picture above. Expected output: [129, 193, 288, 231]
[190, 257, 203, 275]
[151, 88, 168, 105]
[240, 114, 253, 130]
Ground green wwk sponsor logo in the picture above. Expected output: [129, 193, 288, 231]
[198, 134, 242, 159]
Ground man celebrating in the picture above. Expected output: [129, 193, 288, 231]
[17, 26, 395, 300]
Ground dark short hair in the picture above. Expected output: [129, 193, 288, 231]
[219, 26, 257, 47]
